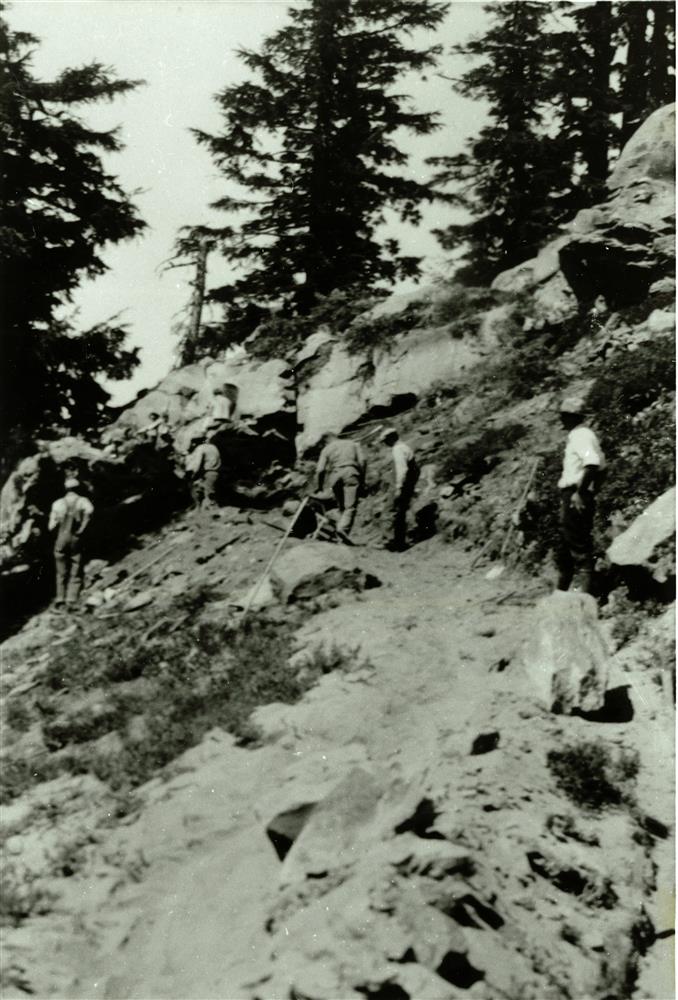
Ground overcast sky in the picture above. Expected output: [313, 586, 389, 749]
[8, 0, 490, 404]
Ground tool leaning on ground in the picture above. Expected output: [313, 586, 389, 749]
[240, 496, 310, 622]
[484, 457, 540, 580]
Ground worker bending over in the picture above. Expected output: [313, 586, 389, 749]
[186, 434, 222, 510]
[380, 427, 419, 551]
[48, 477, 94, 610]
[557, 396, 605, 594]
[316, 432, 366, 540]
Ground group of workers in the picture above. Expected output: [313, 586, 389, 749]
[47, 393, 605, 612]
[315, 426, 419, 551]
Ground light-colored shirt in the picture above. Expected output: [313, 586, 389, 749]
[211, 395, 234, 420]
[558, 426, 605, 489]
[392, 440, 415, 490]
[317, 438, 366, 481]
[48, 493, 94, 539]
[186, 443, 222, 475]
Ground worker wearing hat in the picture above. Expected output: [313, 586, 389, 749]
[315, 431, 366, 540]
[379, 427, 420, 551]
[185, 432, 222, 510]
[556, 396, 605, 593]
[48, 476, 94, 610]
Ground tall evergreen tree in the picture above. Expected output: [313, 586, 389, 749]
[647, 1, 676, 108]
[0, 10, 145, 472]
[190, 0, 447, 319]
[553, 1, 620, 200]
[433, 1, 675, 283]
[618, 1, 675, 143]
[430, 3, 575, 284]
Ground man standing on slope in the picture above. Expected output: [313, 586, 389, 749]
[380, 427, 420, 551]
[316, 432, 366, 541]
[186, 434, 222, 511]
[557, 396, 605, 594]
[48, 477, 94, 611]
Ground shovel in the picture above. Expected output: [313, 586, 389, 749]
[485, 458, 540, 580]
[240, 496, 310, 621]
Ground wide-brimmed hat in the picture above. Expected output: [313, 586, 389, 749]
[559, 395, 586, 415]
[379, 426, 398, 442]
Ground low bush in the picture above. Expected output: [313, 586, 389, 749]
[0, 584, 353, 802]
[429, 283, 500, 338]
[0, 865, 55, 927]
[344, 301, 427, 355]
[437, 423, 528, 483]
[250, 286, 381, 360]
[547, 740, 639, 812]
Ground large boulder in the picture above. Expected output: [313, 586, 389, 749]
[110, 348, 295, 457]
[492, 104, 675, 312]
[607, 487, 676, 571]
[520, 591, 609, 714]
[270, 542, 381, 604]
[608, 103, 675, 190]
[295, 297, 500, 452]
[559, 106, 675, 309]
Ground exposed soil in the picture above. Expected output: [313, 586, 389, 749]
[0, 517, 673, 999]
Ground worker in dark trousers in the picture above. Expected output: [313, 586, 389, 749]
[556, 396, 605, 594]
[380, 427, 419, 551]
[48, 477, 94, 610]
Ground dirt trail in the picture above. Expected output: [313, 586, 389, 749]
[67, 542, 546, 1000]
[2, 533, 671, 999]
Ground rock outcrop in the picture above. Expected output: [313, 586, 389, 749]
[493, 103, 675, 311]
[270, 541, 381, 604]
[294, 307, 500, 452]
[520, 592, 609, 714]
[607, 487, 676, 570]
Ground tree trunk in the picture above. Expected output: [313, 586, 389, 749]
[586, 1, 614, 184]
[621, 3, 650, 143]
[188, 240, 209, 345]
[648, 2, 675, 109]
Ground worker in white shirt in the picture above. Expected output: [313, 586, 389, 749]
[556, 396, 605, 594]
[379, 427, 420, 551]
[48, 477, 94, 610]
[203, 385, 236, 436]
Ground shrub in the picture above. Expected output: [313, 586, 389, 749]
[587, 337, 675, 440]
[344, 301, 427, 355]
[547, 740, 639, 811]
[0, 865, 55, 927]
[429, 283, 501, 337]
[1, 584, 339, 801]
[250, 286, 381, 360]
[437, 423, 528, 483]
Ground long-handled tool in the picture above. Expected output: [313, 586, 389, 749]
[241, 496, 310, 621]
[484, 458, 540, 580]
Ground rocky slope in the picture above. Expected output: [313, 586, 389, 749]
[0, 107, 675, 999]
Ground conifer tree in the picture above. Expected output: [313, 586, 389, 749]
[432, 0, 675, 283]
[618, 1, 675, 143]
[0, 10, 145, 472]
[647, 1, 676, 109]
[554, 1, 620, 200]
[191, 0, 447, 318]
[430, 2, 574, 284]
